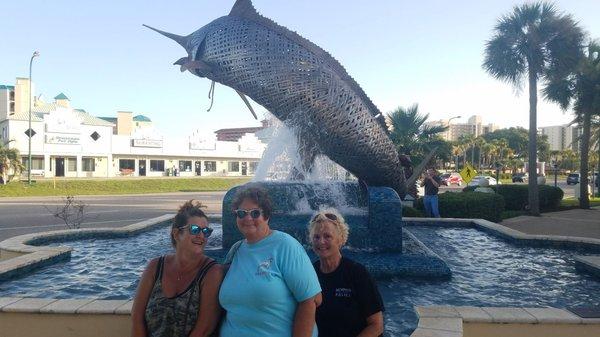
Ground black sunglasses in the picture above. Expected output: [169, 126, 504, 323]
[312, 213, 338, 222]
[234, 208, 262, 219]
[180, 224, 213, 238]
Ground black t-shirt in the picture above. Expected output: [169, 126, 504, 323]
[313, 257, 384, 337]
[423, 175, 442, 196]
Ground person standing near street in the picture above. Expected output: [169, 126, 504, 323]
[421, 168, 442, 218]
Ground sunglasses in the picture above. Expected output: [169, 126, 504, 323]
[234, 208, 262, 219]
[180, 224, 213, 238]
[312, 212, 338, 222]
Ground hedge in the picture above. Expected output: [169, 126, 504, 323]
[462, 184, 563, 211]
[402, 206, 424, 217]
[416, 192, 505, 222]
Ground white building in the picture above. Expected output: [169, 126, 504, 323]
[0, 78, 266, 178]
[539, 124, 582, 152]
[424, 115, 499, 141]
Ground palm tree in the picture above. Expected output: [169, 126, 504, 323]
[0, 141, 24, 185]
[387, 104, 449, 165]
[474, 137, 487, 170]
[545, 41, 600, 208]
[483, 2, 584, 215]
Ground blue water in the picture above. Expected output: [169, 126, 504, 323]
[1, 224, 599, 336]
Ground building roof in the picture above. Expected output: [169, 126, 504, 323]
[9, 103, 114, 127]
[98, 117, 118, 123]
[54, 93, 69, 100]
[133, 115, 151, 122]
[0, 85, 15, 90]
[215, 126, 265, 142]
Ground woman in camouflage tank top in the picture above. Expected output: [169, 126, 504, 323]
[131, 201, 224, 337]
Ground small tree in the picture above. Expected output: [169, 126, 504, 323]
[0, 141, 25, 185]
[45, 196, 88, 229]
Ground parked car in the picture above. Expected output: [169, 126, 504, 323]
[566, 173, 580, 185]
[440, 172, 463, 186]
[468, 175, 500, 187]
[512, 173, 528, 183]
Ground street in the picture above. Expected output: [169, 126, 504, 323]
[0, 192, 225, 241]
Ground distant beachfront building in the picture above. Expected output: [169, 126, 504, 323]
[539, 125, 582, 152]
[424, 115, 499, 141]
[0, 78, 266, 178]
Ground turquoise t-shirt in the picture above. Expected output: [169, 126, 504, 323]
[219, 230, 321, 337]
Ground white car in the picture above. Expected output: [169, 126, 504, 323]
[468, 175, 500, 187]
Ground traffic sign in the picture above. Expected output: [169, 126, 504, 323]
[460, 163, 477, 184]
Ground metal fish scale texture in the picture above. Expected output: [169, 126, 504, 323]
[150, 4, 406, 196]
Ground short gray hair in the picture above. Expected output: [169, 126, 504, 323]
[307, 208, 349, 246]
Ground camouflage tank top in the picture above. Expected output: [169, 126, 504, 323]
[144, 256, 217, 337]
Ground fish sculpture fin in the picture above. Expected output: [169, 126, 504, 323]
[235, 90, 258, 120]
[143, 24, 189, 49]
[229, 0, 259, 19]
[173, 57, 213, 75]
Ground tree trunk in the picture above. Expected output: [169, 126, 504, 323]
[527, 69, 540, 216]
[580, 110, 591, 209]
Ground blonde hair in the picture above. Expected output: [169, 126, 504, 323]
[308, 208, 349, 246]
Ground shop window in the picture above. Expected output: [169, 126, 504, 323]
[82, 158, 95, 172]
[179, 160, 192, 172]
[67, 158, 77, 171]
[228, 161, 240, 172]
[150, 160, 165, 172]
[119, 159, 135, 170]
[249, 161, 259, 173]
[22, 156, 44, 170]
[204, 161, 216, 172]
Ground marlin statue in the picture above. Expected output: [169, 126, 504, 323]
[145, 0, 407, 198]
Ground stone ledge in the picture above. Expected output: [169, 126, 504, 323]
[412, 306, 600, 337]
[0, 214, 174, 282]
[76, 299, 130, 315]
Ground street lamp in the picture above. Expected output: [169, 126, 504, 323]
[28, 51, 40, 185]
[448, 115, 461, 170]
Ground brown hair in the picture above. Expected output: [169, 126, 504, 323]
[171, 200, 207, 246]
[231, 184, 273, 220]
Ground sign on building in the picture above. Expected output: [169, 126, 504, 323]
[45, 134, 80, 145]
[132, 139, 163, 148]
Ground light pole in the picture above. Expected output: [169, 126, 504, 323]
[448, 115, 461, 170]
[28, 51, 40, 185]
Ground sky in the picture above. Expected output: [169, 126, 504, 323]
[2, 0, 600, 139]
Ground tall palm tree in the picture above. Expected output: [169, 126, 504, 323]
[474, 137, 487, 170]
[545, 41, 600, 208]
[483, 2, 584, 215]
[387, 104, 448, 165]
[0, 141, 24, 185]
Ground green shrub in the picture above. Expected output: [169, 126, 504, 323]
[462, 184, 563, 211]
[402, 206, 424, 217]
[416, 192, 505, 222]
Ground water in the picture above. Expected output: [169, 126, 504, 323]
[1, 224, 599, 336]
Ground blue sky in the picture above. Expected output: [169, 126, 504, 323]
[2, 0, 600, 138]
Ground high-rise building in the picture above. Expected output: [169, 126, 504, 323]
[539, 125, 582, 151]
[424, 115, 499, 141]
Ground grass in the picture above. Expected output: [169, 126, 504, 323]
[0, 177, 252, 197]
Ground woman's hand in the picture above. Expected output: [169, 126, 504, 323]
[357, 311, 384, 337]
[292, 293, 322, 337]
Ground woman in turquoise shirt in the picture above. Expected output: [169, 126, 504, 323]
[219, 185, 322, 337]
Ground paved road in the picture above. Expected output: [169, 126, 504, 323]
[0, 192, 225, 241]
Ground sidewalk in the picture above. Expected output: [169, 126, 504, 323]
[502, 207, 600, 240]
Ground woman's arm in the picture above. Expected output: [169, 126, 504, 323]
[131, 258, 159, 337]
[292, 293, 322, 337]
[357, 311, 384, 337]
[189, 264, 224, 337]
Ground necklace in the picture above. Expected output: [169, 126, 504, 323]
[175, 256, 206, 282]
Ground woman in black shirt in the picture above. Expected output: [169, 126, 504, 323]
[308, 209, 384, 337]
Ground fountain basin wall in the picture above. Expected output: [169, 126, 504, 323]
[1, 299, 599, 337]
